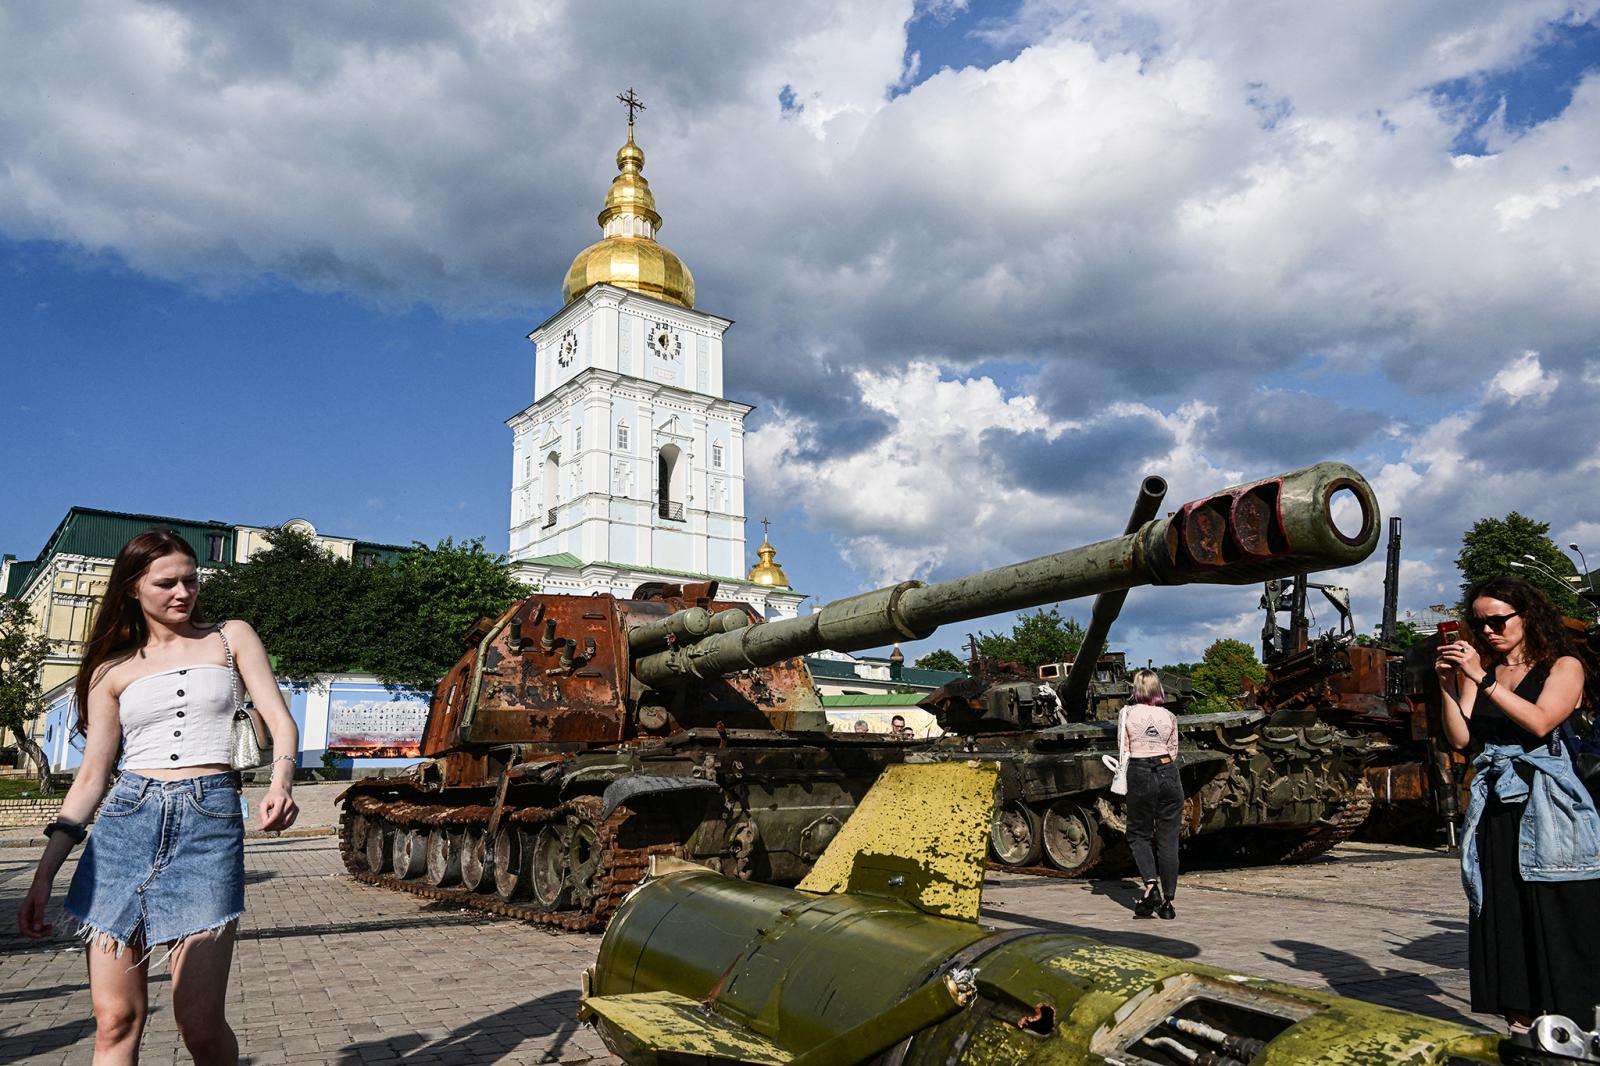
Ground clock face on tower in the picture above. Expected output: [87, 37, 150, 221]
[558, 329, 578, 368]
[647, 322, 681, 360]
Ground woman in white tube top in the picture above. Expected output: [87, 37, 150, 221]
[18, 529, 299, 1065]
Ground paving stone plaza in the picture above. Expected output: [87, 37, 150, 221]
[1, 784, 1497, 1065]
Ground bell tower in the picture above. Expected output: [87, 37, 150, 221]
[506, 92, 797, 619]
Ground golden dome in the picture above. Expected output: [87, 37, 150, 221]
[562, 133, 695, 309]
[747, 535, 790, 588]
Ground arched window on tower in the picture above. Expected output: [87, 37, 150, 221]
[542, 452, 560, 528]
[658, 443, 684, 521]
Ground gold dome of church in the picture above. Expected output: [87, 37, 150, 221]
[562, 131, 696, 309]
[747, 533, 790, 588]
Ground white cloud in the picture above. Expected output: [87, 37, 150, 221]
[1489, 350, 1559, 402]
[5, 2, 1600, 662]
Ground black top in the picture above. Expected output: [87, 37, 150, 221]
[1469, 664, 1551, 753]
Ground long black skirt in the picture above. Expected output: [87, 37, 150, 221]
[1469, 794, 1600, 1019]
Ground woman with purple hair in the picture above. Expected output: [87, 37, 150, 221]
[1121, 668, 1181, 919]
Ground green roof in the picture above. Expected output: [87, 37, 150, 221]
[821, 693, 931, 708]
[4, 507, 408, 599]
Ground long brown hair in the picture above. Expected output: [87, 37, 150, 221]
[74, 530, 203, 736]
[1460, 574, 1578, 674]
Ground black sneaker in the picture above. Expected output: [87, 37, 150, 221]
[1134, 887, 1159, 919]
[1157, 900, 1176, 920]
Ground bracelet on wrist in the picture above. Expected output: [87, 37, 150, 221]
[271, 754, 297, 765]
[43, 818, 88, 846]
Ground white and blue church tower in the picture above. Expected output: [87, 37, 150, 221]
[507, 109, 802, 620]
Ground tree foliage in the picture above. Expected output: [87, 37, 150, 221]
[201, 528, 528, 688]
[913, 649, 967, 673]
[1457, 511, 1584, 616]
[1190, 638, 1266, 701]
[976, 607, 1086, 669]
[1354, 620, 1429, 649]
[0, 599, 55, 790]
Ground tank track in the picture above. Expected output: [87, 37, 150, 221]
[1270, 777, 1375, 865]
[339, 793, 684, 932]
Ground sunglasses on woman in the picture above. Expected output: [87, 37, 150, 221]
[1469, 611, 1521, 631]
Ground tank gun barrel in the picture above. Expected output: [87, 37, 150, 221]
[631, 462, 1380, 688]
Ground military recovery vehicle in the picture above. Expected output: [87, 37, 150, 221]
[921, 475, 1379, 876]
[1246, 517, 1469, 845]
[337, 462, 1379, 929]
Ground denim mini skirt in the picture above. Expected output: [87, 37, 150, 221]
[65, 770, 245, 956]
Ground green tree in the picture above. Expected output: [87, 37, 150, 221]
[357, 538, 530, 687]
[1158, 661, 1199, 678]
[977, 607, 1085, 669]
[201, 529, 528, 688]
[200, 527, 366, 679]
[0, 600, 56, 792]
[1457, 511, 1584, 616]
[1354, 620, 1428, 649]
[913, 649, 966, 673]
[1190, 638, 1266, 703]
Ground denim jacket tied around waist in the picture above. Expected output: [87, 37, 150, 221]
[1460, 738, 1600, 911]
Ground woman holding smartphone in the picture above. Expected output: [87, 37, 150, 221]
[1436, 574, 1600, 1030]
[17, 530, 299, 1065]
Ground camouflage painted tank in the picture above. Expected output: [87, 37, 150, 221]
[337, 462, 1379, 928]
[920, 474, 1378, 875]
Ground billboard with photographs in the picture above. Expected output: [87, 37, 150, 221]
[327, 684, 430, 757]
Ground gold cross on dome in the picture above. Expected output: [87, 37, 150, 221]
[617, 87, 646, 131]
[760, 517, 772, 538]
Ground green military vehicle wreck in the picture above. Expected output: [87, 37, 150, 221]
[338, 462, 1380, 927]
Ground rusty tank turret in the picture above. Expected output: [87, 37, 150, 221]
[337, 462, 1380, 928]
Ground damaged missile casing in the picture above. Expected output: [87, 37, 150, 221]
[582, 764, 1508, 1066]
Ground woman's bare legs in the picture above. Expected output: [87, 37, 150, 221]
[170, 924, 239, 1066]
[87, 939, 149, 1065]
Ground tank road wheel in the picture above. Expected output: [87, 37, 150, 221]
[364, 819, 393, 874]
[565, 812, 603, 906]
[493, 826, 531, 901]
[343, 812, 370, 872]
[459, 828, 493, 893]
[1041, 801, 1102, 876]
[990, 801, 1044, 867]
[392, 827, 427, 880]
[530, 824, 574, 911]
[424, 827, 461, 887]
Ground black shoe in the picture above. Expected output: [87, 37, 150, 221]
[1133, 886, 1159, 918]
[1157, 900, 1176, 920]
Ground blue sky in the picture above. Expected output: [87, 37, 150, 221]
[3, 2, 1599, 668]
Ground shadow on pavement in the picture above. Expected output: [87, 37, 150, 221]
[1265, 938, 1480, 1028]
[0, 1017, 97, 1063]
[335, 989, 588, 1065]
[981, 907, 1201, 959]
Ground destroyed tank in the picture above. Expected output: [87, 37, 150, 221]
[1247, 518, 1468, 846]
[921, 473, 1382, 876]
[337, 462, 1379, 929]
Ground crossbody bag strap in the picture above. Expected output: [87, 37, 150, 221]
[215, 622, 243, 715]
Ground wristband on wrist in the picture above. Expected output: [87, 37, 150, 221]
[43, 818, 87, 845]
[1478, 674, 1498, 694]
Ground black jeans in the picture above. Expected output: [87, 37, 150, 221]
[1126, 756, 1183, 899]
